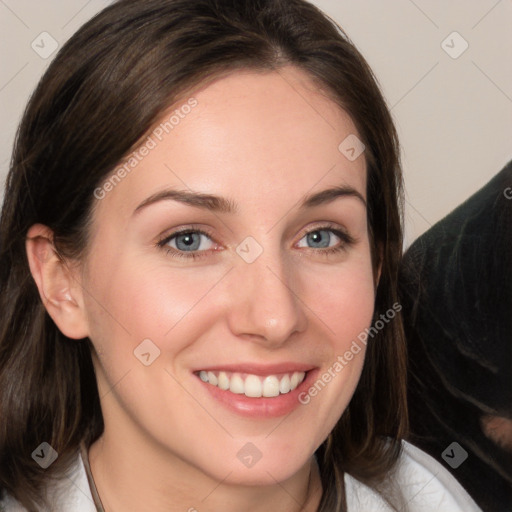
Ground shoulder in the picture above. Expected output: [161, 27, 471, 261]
[345, 440, 483, 511]
[0, 451, 96, 512]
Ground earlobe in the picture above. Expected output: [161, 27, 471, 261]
[25, 224, 89, 340]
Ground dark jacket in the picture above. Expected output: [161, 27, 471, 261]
[399, 161, 512, 512]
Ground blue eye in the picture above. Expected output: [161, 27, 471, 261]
[298, 229, 339, 249]
[157, 225, 354, 261]
[171, 231, 213, 252]
[296, 227, 354, 257]
[158, 229, 215, 259]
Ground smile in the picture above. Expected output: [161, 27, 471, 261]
[195, 370, 307, 398]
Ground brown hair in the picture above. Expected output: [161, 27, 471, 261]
[0, 0, 407, 510]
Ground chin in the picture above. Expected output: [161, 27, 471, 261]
[195, 437, 316, 487]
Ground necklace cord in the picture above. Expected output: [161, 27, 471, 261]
[80, 441, 106, 512]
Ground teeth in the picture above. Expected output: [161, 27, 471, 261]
[218, 371, 230, 390]
[279, 374, 291, 394]
[197, 370, 306, 398]
[229, 374, 244, 394]
[262, 376, 280, 397]
[245, 375, 262, 398]
[290, 372, 301, 390]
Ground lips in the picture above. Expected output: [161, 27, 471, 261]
[193, 364, 319, 418]
[195, 370, 307, 398]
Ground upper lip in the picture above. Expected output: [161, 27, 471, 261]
[192, 362, 316, 376]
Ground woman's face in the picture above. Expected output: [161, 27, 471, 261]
[80, 65, 375, 485]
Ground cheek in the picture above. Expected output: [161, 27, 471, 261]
[302, 246, 376, 346]
[81, 253, 224, 430]
[296, 245, 375, 425]
[82, 249, 228, 364]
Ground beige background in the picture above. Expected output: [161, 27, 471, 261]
[1, 0, 511, 247]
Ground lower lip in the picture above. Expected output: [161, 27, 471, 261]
[195, 369, 319, 418]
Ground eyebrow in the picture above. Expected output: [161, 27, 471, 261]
[132, 184, 366, 216]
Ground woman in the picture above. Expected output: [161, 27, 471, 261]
[0, 0, 481, 510]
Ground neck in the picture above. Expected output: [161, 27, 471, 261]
[87, 431, 323, 512]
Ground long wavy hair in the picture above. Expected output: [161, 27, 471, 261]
[0, 0, 407, 510]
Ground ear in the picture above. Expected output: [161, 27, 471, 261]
[25, 224, 89, 340]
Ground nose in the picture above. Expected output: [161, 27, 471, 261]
[225, 248, 308, 348]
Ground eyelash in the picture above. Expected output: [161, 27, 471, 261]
[156, 224, 355, 261]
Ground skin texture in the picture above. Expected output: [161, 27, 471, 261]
[26, 65, 378, 511]
[481, 415, 512, 453]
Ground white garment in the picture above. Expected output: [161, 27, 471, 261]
[344, 442, 482, 511]
[0, 440, 482, 511]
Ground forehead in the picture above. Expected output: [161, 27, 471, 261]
[94, 65, 367, 220]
